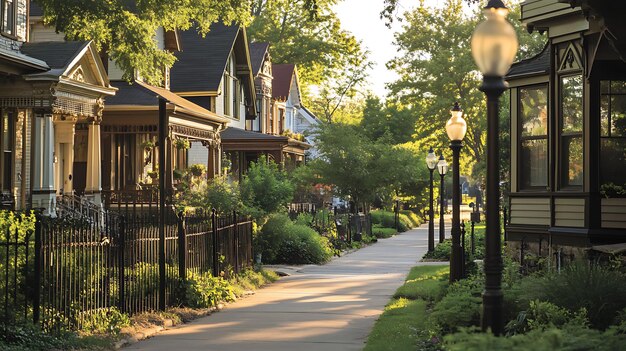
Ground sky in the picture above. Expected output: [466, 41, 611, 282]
[334, 0, 475, 98]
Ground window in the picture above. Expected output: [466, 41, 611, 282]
[1, 110, 13, 192]
[600, 81, 626, 195]
[1, 0, 15, 37]
[519, 85, 549, 189]
[233, 80, 240, 119]
[560, 75, 583, 188]
[223, 60, 231, 117]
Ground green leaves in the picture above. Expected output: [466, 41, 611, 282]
[35, 0, 253, 86]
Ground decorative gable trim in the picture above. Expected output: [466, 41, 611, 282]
[558, 43, 583, 73]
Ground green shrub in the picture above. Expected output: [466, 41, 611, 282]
[0, 323, 113, 351]
[423, 239, 452, 261]
[429, 275, 483, 333]
[445, 324, 626, 351]
[184, 271, 237, 308]
[240, 156, 295, 218]
[370, 210, 410, 232]
[294, 212, 314, 227]
[79, 307, 130, 335]
[514, 261, 626, 330]
[372, 225, 396, 238]
[505, 300, 588, 335]
[400, 210, 422, 227]
[257, 214, 333, 264]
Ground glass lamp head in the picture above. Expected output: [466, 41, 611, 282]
[437, 155, 448, 176]
[470, 0, 519, 77]
[446, 102, 467, 141]
[426, 147, 438, 170]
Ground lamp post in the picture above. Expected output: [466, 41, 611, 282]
[426, 147, 438, 252]
[470, 0, 518, 335]
[437, 155, 448, 243]
[446, 102, 467, 283]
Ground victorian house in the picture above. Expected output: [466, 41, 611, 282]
[30, 4, 227, 208]
[170, 24, 309, 179]
[0, 1, 116, 215]
[506, 0, 626, 257]
[271, 63, 320, 159]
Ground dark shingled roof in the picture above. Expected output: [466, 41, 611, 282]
[272, 64, 295, 100]
[249, 42, 269, 76]
[106, 80, 223, 122]
[21, 41, 88, 70]
[221, 127, 288, 142]
[507, 44, 551, 79]
[29, 1, 43, 17]
[170, 23, 239, 93]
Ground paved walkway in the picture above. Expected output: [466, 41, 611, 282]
[126, 223, 450, 351]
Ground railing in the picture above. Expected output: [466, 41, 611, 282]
[0, 207, 253, 330]
[102, 188, 160, 211]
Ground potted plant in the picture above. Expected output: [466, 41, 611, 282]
[173, 138, 191, 150]
[189, 164, 206, 178]
[141, 140, 155, 151]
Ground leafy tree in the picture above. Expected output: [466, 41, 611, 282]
[248, 0, 371, 122]
[387, 0, 545, 183]
[240, 156, 295, 217]
[361, 97, 419, 144]
[312, 122, 425, 209]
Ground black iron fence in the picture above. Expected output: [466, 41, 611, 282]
[0, 207, 253, 330]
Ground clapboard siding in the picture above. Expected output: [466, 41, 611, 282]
[521, 0, 576, 22]
[510, 197, 550, 226]
[554, 198, 584, 227]
[602, 198, 626, 229]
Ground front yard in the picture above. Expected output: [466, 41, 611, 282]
[365, 259, 626, 351]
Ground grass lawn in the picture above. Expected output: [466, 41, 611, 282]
[364, 265, 448, 351]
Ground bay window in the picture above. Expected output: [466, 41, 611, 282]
[519, 85, 549, 189]
[560, 75, 583, 188]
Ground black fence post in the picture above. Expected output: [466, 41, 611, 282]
[118, 215, 126, 314]
[233, 210, 239, 275]
[471, 220, 476, 256]
[211, 209, 219, 277]
[178, 211, 186, 282]
[33, 215, 42, 324]
[461, 220, 466, 277]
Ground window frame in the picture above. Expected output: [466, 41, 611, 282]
[518, 83, 550, 191]
[599, 80, 626, 189]
[0, 109, 14, 193]
[1, 0, 17, 39]
[558, 73, 584, 190]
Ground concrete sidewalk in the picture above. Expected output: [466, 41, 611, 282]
[125, 224, 449, 351]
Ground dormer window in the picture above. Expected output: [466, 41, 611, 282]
[1, 0, 15, 37]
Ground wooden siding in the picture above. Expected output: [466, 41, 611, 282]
[510, 197, 551, 225]
[601, 198, 626, 229]
[554, 198, 585, 227]
[521, 0, 577, 24]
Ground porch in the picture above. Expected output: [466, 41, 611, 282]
[102, 81, 227, 208]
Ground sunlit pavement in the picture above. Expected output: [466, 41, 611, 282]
[125, 223, 450, 351]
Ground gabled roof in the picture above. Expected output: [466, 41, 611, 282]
[21, 41, 115, 94]
[21, 41, 88, 72]
[272, 64, 296, 100]
[506, 44, 551, 80]
[106, 80, 227, 123]
[171, 24, 239, 93]
[249, 42, 269, 76]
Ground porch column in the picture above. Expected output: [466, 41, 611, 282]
[54, 120, 76, 196]
[206, 142, 215, 179]
[85, 120, 102, 205]
[31, 113, 56, 216]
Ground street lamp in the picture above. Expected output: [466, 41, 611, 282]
[437, 154, 448, 244]
[446, 102, 467, 283]
[426, 147, 438, 252]
[471, 0, 518, 335]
